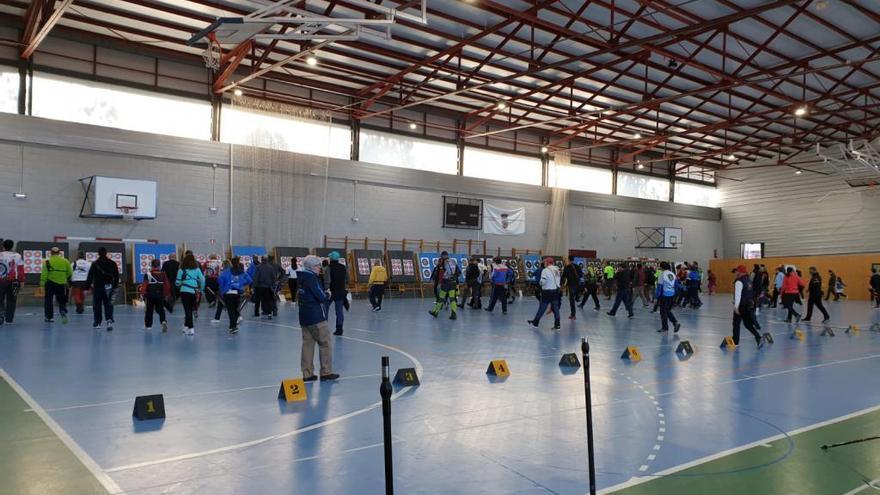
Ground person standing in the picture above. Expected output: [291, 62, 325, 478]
[69, 251, 90, 314]
[0, 239, 25, 325]
[825, 270, 837, 301]
[368, 262, 388, 312]
[248, 257, 262, 317]
[707, 270, 717, 295]
[203, 254, 222, 310]
[607, 264, 634, 318]
[870, 268, 880, 308]
[683, 262, 702, 308]
[632, 263, 648, 308]
[161, 253, 180, 313]
[732, 265, 763, 348]
[176, 254, 205, 335]
[643, 264, 655, 305]
[40, 247, 72, 324]
[459, 257, 478, 309]
[769, 266, 784, 308]
[834, 275, 848, 300]
[140, 258, 170, 332]
[602, 262, 615, 300]
[803, 266, 830, 323]
[562, 258, 580, 320]
[528, 257, 561, 330]
[86, 247, 119, 331]
[505, 260, 519, 305]
[578, 264, 601, 311]
[218, 257, 252, 334]
[286, 259, 299, 305]
[485, 257, 510, 314]
[780, 267, 804, 323]
[253, 256, 279, 320]
[428, 251, 461, 320]
[298, 255, 339, 381]
[655, 262, 681, 333]
[325, 252, 349, 335]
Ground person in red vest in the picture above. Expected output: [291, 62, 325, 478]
[780, 267, 805, 323]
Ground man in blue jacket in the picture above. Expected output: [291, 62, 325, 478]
[298, 255, 339, 381]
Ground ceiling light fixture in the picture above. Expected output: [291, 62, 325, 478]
[726, 154, 736, 161]
[306, 55, 318, 66]
[794, 106, 808, 117]
[496, 101, 507, 110]
[633, 133, 642, 139]
[233, 88, 243, 97]
[795, 169, 803, 175]
[409, 122, 417, 130]
[12, 192, 27, 199]
[541, 146, 549, 153]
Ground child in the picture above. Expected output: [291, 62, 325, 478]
[140, 258, 170, 332]
[834, 277, 847, 300]
[707, 270, 717, 295]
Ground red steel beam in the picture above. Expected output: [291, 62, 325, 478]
[21, 0, 73, 59]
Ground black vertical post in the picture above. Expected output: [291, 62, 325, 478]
[380, 356, 394, 495]
[582, 337, 597, 495]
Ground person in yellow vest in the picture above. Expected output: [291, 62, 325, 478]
[40, 247, 72, 323]
[368, 263, 389, 312]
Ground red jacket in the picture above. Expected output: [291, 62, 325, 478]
[781, 273, 803, 294]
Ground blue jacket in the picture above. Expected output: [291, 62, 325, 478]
[490, 265, 509, 285]
[297, 270, 328, 326]
[218, 268, 252, 295]
[176, 268, 205, 294]
[688, 269, 701, 282]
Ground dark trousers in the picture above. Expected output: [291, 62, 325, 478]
[579, 285, 600, 309]
[873, 289, 880, 307]
[327, 298, 345, 331]
[144, 296, 167, 328]
[181, 292, 196, 328]
[659, 295, 678, 330]
[0, 281, 19, 323]
[824, 285, 835, 301]
[805, 293, 829, 320]
[92, 284, 114, 326]
[44, 281, 68, 319]
[732, 307, 761, 345]
[781, 293, 800, 321]
[567, 288, 578, 316]
[224, 293, 240, 329]
[288, 279, 298, 303]
[471, 283, 482, 307]
[486, 285, 508, 312]
[533, 289, 560, 325]
[770, 288, 781, 307]
[609, 289, 634, 316]
[205, 279, 219, 305]
[256, 287, 275, 316]
[685, 284, 702, 307]
[369, 284, 385, 309]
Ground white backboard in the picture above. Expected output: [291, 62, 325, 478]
[93, 176, 157, 219]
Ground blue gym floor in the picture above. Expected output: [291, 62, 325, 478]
[2, 293, 880, 494]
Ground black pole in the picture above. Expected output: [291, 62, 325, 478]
[582, 337, 597, 495]
[380, 356, 394, 495]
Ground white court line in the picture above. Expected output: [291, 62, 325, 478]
[104, 326, 423, 473]
[1, 368, 125, 495]
[26, 373, 383, 413]
[842, 478, 880, 495]
[597, 403, 880, 495]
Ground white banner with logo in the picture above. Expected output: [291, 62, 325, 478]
[483, 203, 526, 235]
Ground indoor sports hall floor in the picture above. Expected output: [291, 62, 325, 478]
[2, 293, 880, 494]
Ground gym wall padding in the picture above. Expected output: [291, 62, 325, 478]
[386, 250, 417, 283]
[710, 253, 880, 301]
[352, 249, 385, 283]
[15, 241, 71, 285]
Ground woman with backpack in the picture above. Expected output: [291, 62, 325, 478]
[218, 257, 252, 334]
[176, 254, 205, 335]
[140, 258, 170, 332]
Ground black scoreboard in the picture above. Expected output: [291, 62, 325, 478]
[443, 196, 482, 229]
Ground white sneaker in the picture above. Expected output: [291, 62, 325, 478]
[210, 319, 221, 324]
[181, 326, 188, 335]
[237, 316, 243, 324]
[187, 328, 195, 336]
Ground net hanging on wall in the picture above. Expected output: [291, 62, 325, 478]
[229, 96, 335, 248]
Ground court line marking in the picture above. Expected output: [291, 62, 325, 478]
[596, 403, 880, 495]
[25, 373, 383, 413]
[842, 477, 880, 495]
[1, 368, 125, 495]
[104, 327, 423, 474]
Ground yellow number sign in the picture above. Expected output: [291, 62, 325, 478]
[487, 359, 510, 377]
[278, 378, 307, 402]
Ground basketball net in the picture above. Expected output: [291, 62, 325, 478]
[202, 34, 222, 70]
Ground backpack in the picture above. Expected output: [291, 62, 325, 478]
[145, 272, 165, 299]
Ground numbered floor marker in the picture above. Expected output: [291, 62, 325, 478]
[620, 346, 642, 361]
[719, 336, 737, 350]
[558, 353, 581, 368]
[791, 329, 805, 341]
[133, 394, 166, 421]
[393, 368, 420, 386]
[486, 359, 510, 377]
[821, 327, 835, 337]
[278, 378, 307, 403]
[676, 341, 695, 355]
[762, 333, 774, 344]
